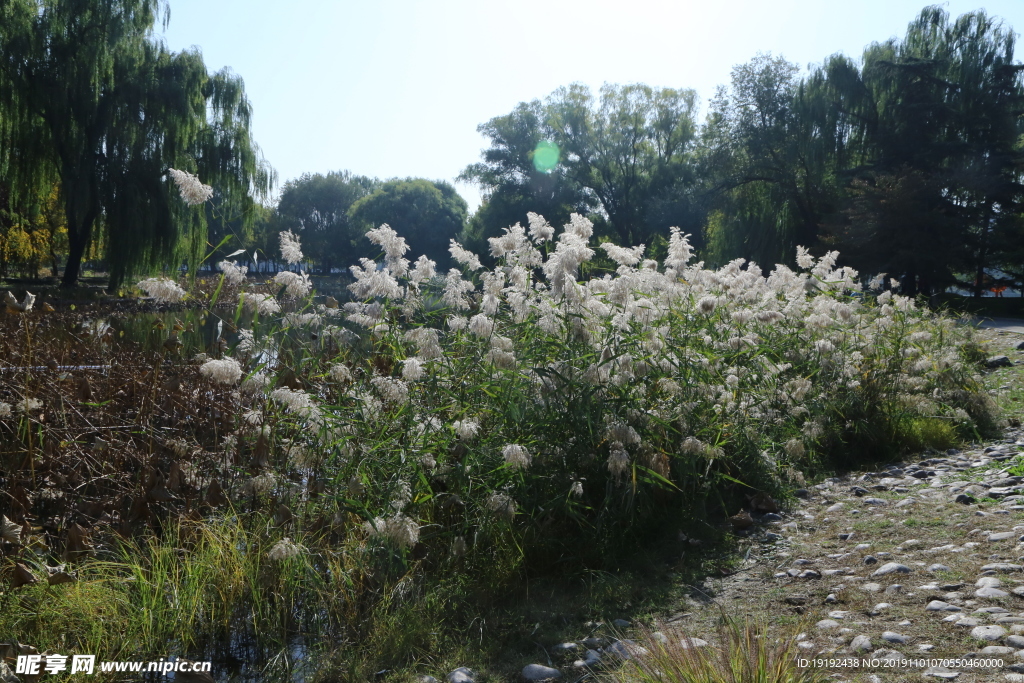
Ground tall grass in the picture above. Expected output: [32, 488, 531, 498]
[0, 212, 1002, 676]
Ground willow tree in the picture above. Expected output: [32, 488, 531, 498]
[0, 0, 273, 288]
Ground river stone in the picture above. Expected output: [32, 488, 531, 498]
[882, 631, 910, 644]
[922, 666, 960, 679]
[850, 634, 872, 652]
[953, 617, 980, 627]
[872, 562, 911, 577]
[551, 643, 579, 653]
[447, 668, 475, 683]
[861, 583, 883, 592]
[928, 564, 952, 573]
[1012, 586, 1024, 598]
[522, 664, 561, 681]
[605, 640, 648, 660]
[989, 532, 1016, 541]
[1007, 635, 1024, 648]
[976, 586, 1011, 598]
[612, 619, 631, 628]
[926, 601, 961, 611]
[979, 645, 1015, 656]
[863, 497, 886, 505]
[976, 576, 1004, 588]
[679, 638, 709, 649]
[864, 555, 878, 565]
[981, 563, 1023, 573]
[971, 624, 1006, 641]
[816, 619, 840, 630]
[986, 355, 1013, 368]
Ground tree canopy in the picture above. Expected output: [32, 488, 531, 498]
[349, 178, 468, 269]
[0, 0, 273, 288]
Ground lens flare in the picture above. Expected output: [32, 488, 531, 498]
[532, 140, 559, 173]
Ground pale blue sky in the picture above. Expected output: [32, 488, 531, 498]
[159, 0, 1024, 212]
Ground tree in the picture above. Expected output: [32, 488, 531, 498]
[546, 83, 700, 246]
[348, 179, 468, 268]
[459, 100, 596, 254]
[815, 7, 1024, 296]
[699, 54, 839, 266]
[0, 0, 273, 288]
[276, 171, 378, 274]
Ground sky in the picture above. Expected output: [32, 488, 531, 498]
[158, 0, 1024, 213]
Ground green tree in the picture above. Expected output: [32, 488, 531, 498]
[459, 100, 596, 255]
[348, 179, 468, 269]
[276, 171, 378, 274]
[0, 0, 273, 288]
[546, 83, 700, 246]
[816, 7, 1024, 295]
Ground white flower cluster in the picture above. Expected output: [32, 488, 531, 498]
[16, 398, 42, 413]
[199, 357, 243, 384]
[243, 293, 281, 316]
[0, 402, 11, 418]
[279, 230, 304, 265]
[502, 444, 531, 470]
[217, 260, 248, 286]
[453, 419, 480, 441]
[274, 270, 312, 298]
[138, 278, 187, 303]
[168, 168, 213, 206]
[363, 514, 420, 549]
[267, 538, 303, 561]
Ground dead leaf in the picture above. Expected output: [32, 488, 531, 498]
[273, 503, 294, 527]
[1, 516, 21, 544]
[205, 479, 227, 507]
[62, 523, 93, 561]
[10, 563, 38, 588]
[45, 565, 77, 586]
[77, 376, 93, 402]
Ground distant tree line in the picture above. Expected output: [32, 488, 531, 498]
[464, 6, 1024, 296]
[2, 3, 1022, 296]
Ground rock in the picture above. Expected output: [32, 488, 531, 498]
[793, 488, 810, 499]
[885, 584, 904, 594]
[953, 617, 980, 627]
[679, 638, 709, 649]
[650, 632, 669, 645]
[572, 650, 601, 669]
[851, 486, 870, 496]
[785, 595, 808, 606]
[522, 664, 562, 681]
[1016, 341, 1024, 351]
[760, 512, 783, 522]
[612, 619, 631, 628]
[825, 593, 838, 603]
[605, 640, 648, 660]
[979, 645, 1015, 656]
[872, 562, 911, 577]
[989, 532, 1016, 541]
[895, 498, 916, 508]
[922, 666, 960, 679]
[581, 637, 605, 649]
[447, 668, 475, 683]
[816, 619, 840, 630]
[955, 494, 977, 505]
[850, 634, 872, 652]
[975, 586, 1010, 598]
[419, 678, 438, 683]
[798, 569, 821, 579]
[1012, 586, 1024, 598]
[970, 624, 1006, 641]
[864, 555, 878, 565]
[861, 582, 883, 592]
[928, 564, 952, 573]
[986, 355, 1013, 368]
[926, 601, 961, 611]
[826, 504, 845, 514]
[976, 577, 1003, 587]
[838, 532, 854, 540]
[550, 643, 579, 654]
[863, 497, 886, 505]
[882, 631, 910, 644]
[1007, 635, 1024, 649]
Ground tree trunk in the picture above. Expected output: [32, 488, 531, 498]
[60, 175, 98, 289]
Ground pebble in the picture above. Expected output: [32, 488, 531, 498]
[863, 555, 878, 565]
[928, 564, 952, 573]
[447, 668, 474, 683]
[679, 637, 709, 648]
[816, 619, 840, 631]
[605, 640, 649, 660]
[989, 532, 1016, 541]
[970, 624, 1007, 641]
[882, 631, 910, 644]
[1007, 635, 1024, 648]
[975, 586, 1010, 598]
[612, 619, 631, 628]
[850, 634, 872, 652]
[872, 562, 912, 577]
[922, 665, 960, 679]
[522, 664, 561, 681]
[926, 601, 962, 611]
